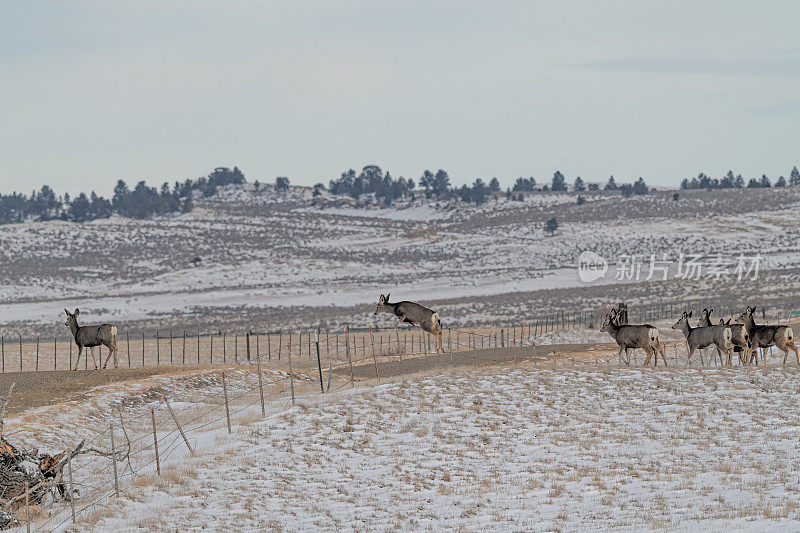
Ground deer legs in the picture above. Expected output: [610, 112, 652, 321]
[101, 343, 117, 369]
[72, 345, 100, 371]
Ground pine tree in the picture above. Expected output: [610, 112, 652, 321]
[776, 176, 787, 187]
[573, 176, 585, 191]
[551, 171, 567, 191]
[791, 166, 800, 186]
[605, 176, 617, 190]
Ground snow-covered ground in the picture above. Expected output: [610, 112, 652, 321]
[19, 361, 800, 531]
[3, 184, 800, 334]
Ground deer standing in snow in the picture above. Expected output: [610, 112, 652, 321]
[374, 294, 444, 353]
[600, 308, 666, 366]
[64, 308, 118, 370]
[672, 311, 733, 368]
[699, 308, 749, 365]
[735, 306, 798, 365]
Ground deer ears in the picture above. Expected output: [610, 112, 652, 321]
[378, 294, 386, 303]
[74, 308, 80, 317]
[64, 309, 70, 317]
[688, 310, 693, 317]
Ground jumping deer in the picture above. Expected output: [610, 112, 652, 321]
[600, 308, 666, 366]
[374, 294, 443, 353]
[672, 311, 733, 368]
[699, 308, 749, 365]
[735, 306, 799, 365]
[64, 308, 118, 370]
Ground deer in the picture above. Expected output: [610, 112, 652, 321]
[374, 294, 443, 353]
[600, 308, 666, 366]
[64, 308, 118, 370]
[699, 308, 750, 365]
[735, 306, 799, 365]
[672, 311, 733, 368]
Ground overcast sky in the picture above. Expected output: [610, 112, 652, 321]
[2, 1, 799, 196]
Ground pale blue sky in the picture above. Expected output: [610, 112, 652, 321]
[2, 1, 799, 195]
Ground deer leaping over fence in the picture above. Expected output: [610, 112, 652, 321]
[374, 294, 444, 353]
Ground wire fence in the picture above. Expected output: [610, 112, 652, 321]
[2, 303, 794, 374]
[5, 301, 800, 530]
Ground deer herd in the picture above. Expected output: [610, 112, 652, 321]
[602, 305, 799, 367]
[61, 297, 797, 372]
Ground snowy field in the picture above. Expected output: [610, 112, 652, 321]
[28, 363, 800, 532]
[3, 184, 800, 336]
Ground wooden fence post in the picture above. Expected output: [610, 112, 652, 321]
[222, 372, 231, 433]
[170, 330, 174, 364]
[256, 354, 265, 416]
[127, 332, 131, 368]
[54, 338, 57, 371]
[151, 407, 160, 475]
[315, 333, 324, 393]
[19, 335, 23, 372]
[346, 328, 353, 388]
[110, 422, 119, 497]
[141, 332, 145, 367]
[182, 331, 186, 365]
[287, 347, 296, 406]
[1, 335, 4, 373]
[246, 333, 251, 362]
[24, 481, 30, 533]
[156, 330, 160, 366]
[164, 395, 193, 453]
[35, 336, 39, 372]
[196, 332, 200, 364]
[67, 448, 76, 523]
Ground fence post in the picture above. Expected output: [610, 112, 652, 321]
[182, 331, 186, 365]
[287, 347, 296, 406]
[196, 332, 200, 364]
[255, 333, 259, 362]
[110, 422, 119, 497]
[67, 448, 76, 523]
[170, 330, 174, 365]
[246, 333, 251, 363]
[346, 327, 353, 388]
[395, 324, 402, 360]
[126, 332, 131, 368]
[222, 372, 231, 433]
[315, 333, 324, 393]
[1, 335, 4, 373]
[141, 332, 145, 367]
[36, 336, 39, 372]
[257, 354, 265, 416]
[69, 339, 71, 371]
[19, 335, 22, 372]
[164, 395, 193, 453]
[278, 331, 282, 361]
[267, 333, 271, 361]
[151, 407, 160, 475]
[501, 329, 504, 348]
[24, 481, 30, 533]
[235, 332, 239, 363]
[156, 330, 160, 366]
[54, 337, 57, 371]
[210, 332, 214, 364]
